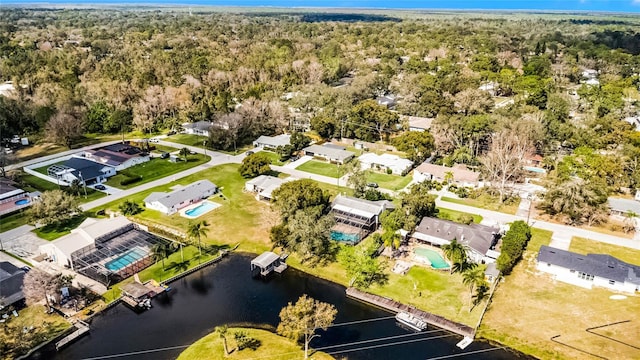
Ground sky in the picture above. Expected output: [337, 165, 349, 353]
[14, 0, 640, 12]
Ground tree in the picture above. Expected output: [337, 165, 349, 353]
[151, 242, 169, 270]
[119, 200, 142, 215]
[338, 245, 387, 288]
[0, 151, 16, 178]
[345, 161, 367, 198]
[496, 221, 531, 275]
[310, 115, 338, 139]
[347, 100, 399, 142]
[239, 152, 272, 178]
[215, 325, 230, 355]
[22, 269, 60, 309]
[289, 132, 311, 151]
[187, 220, 209, 257]
[623, 211, 638, 234]
[29, 190, 80, 226]
[179, 147, 190, 162]
[454, 88, 493, 116]
[462, 267, 485, 311]
[273, 179, 330, 223]
[284, 207, 335, 264]
[442, 238, 471, 275]
[277, 294, 337, 359]
[398, 182, 437, 230]
[45, 109, 84, 148]
[480, 128, 533, 203]
[391, 131, 435, 164]
[540, 177, 608, 225]
[471, 282, 490, 312]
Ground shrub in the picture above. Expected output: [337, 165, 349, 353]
[454, 186, 469, 198]
[386, 168, 393, 175]
[120, 175, 142, 186]
[456, 213, 474, 225]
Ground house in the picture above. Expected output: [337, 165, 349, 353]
[144, 180, 218, 215]
[478, 82, 498, 96]
[376, 95, 397, 108]
[536, 245, 640, 293]
[39, 216, 166, 286]
[608, 197, 640, 217]
[411, 217, 500, 264]
[303, 144, 355, 164]
[47, 157, 116, 186]
[358, 153, 413, 176]
[182, 121, 213, 136]
[83, 143, 150, 171]
[331, 195, 393, 244]
[0, 262, 26, 307]
[253, 134, 291, 150]
[413, 163, 480, 187]
[0, 178, 33, 216]
[405, 116, 434, 132]
[526, 154, 544, 167]
[245, 175, 288, 201]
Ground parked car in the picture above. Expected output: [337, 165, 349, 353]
[160, 152, 169, 159]
[245, 150, 254, 155]
[367, 182, 379, 188]
[149, 138, 160, 143]
[95, 184, 106, 190]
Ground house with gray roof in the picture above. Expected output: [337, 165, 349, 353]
[330, 195, 394, 244]
[0, 262, 26, 307]
[82, 143, 149, 171]
[144, 180, 217, 215]
[536, 245, 640, 293]
[608, 197, 640, 217]
[303, 144, 355, 164]
[48, 157, 116, 186]
[411, 217, 500, 264]
[245, 175, 288, 201]
[182, 121, 213, 136]
[253, 134, 291, 150]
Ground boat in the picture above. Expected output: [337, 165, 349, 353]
[395, 311, 428, 331]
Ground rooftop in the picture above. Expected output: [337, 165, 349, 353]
[251, 251, 280, 268]
[58, 157, 110, 180]
[608, 198, 640, 214]
[332, 194, 389, 219]
[254, 134, 291, 148]
[0, 177, 24, 199]
[0, 262, 25, 306]
[183, 121, 213, 131]
[359, 153, 413, 171]
[415, 163, 480, 183]
[303, 144, 355, 161]
[414, 217, 498, 256]
[144, 180, 217, 209]
[406, 116, 434, 130]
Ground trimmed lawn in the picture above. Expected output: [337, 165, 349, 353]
[436, 207, 483, 224]
[570, 237, 640, 265]
[33, 214, 88, 241]
[177, 327, 334, 360]
[260, 151, 286, 166]
[441, 195, 521, 215]
[105, 154, 210, 189]
[166, 133, 208, 147]
[20, 174, 59, 192]
[480, 228, 640, 360]
[366, 172, 412, 190]
[0, 306, 71, 360]
[296, 160, 341, 178]
[0, 211, 30, 232]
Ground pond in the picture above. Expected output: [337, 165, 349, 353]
[29, 254, 525, 360]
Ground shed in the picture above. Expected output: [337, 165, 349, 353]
[251, 252, 286, 276]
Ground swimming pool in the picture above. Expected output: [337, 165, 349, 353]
[182, 201, 220, 218]
[15, 199, 29, 205]
[524, 166, 546, 174]
[331, 231, 360, 243]
[105, 247, 148, 272]
[414, 248, 449, 269]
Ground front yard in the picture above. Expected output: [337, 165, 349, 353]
[480, 229, 640, 360]
[441, 194, 521, 215]
[366, 172, 412, 190]
[105, 154, 210, 189]
[295, 160, 341, 178]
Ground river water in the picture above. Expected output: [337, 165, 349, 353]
[30, 254, 525, 360]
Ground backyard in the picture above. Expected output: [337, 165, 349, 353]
[295, 160, 341, 178]
[366, 172, 412, 191]
[105, 154, 210, 189]
[480, 229, 640, 360]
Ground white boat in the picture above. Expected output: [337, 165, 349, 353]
[395, 311, 428, 331]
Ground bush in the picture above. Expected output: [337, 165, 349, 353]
[120, 175, 142, 186]
[456, 213, 474, 225]
[454, 186, 469, 198]
[386, 168, 393, 175]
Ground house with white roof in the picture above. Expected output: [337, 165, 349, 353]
[253, 134, 291, 150]
[303, 144, 355, 164]
[144, 180, 218, 215]
[413, 163, 480, 187]
[404, 116, 434, 132]
[182, 121, 213, 136]
[245, 175, 288, 201]
[358, 153, 413, 175]
[331, 195, 394, 244]
[537, 245, 640, 293]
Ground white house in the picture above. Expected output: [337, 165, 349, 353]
[478, 82, 498, 96]
[48, 157, 116, 186]
[413, 163, 480, 187]
[144, 180, 218, 215]
[253, 134, 291, 150]
[358, 153, 413, 175]
[411, 217, 501, 264]
[536, 245, 640, 293]
[83, 143, 150, 171]
[182, 121, 213, 136]
[303, 144, 355, 164]
[245, 175, 288, 201]
[404, 116, 434, 132]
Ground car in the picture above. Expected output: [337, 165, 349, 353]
[21, 266, 31, 273]
[245, 150, 254, 155]
[95, 184, 107, 191]
[149, 138, 160, 143]
[367, 182, 379, 188]
[160, 152, 169, 159]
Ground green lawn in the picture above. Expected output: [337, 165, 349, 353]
[366, 172, 412, 190]
[441, 195, 521, 215]
[177, 327, 334, 360]
[570, 237, 640, 265]
[436, 207, 483, 224]
[33, 214, 88, 241]
[165, 133, 208, 147]
[105, 154, 210, 189]
[295, 160, 341, 178]
[19, 174, 59, 192]
[260, 151, 286, 166]
[0, 211, 31, 232]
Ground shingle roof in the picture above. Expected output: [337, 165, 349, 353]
[144, 180, 217, 209]
[608, 198, 640, 214]
[415, 163, 480, 183]
[537, 245, 640, 284]
[413, 217, 498, 256]
[246, 175, 286, 198]
[407, 116, 434, 130]
[0, 262, 25, 306]
[183, 121, 213, 131]
[61, 157, 109, 180]
[254, 134, 291, 148]
[358, 153, 413, 173]
[0, 177, 24, 198]
[303, 144, 355, 161]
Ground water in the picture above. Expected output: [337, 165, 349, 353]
[183, 201, 219, 218]
[104, 247, 147, 271]
[29, 254, 525, 360]
[414, 248, 450, 269]
[331, 230, 360, 243]
[15, 199, 30, 205]
[523, 166, 546, 174]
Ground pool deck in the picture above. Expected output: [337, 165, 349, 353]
[179, 200, 221, 219]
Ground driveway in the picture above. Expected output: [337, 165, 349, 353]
[284, 155, 313, 169]
[0, 225, 47, 259]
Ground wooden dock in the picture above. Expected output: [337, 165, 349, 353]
[346, 287, 475, 338]
[55, 320, 90, 351]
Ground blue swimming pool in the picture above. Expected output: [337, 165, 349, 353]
[184, 201, 218, 217]
[524, 166, 546, 174]
[331, 231, 360, 243]
[105, 247, 148, 272]
[15, 199, 29, 205]
[414, 248, 450, 269]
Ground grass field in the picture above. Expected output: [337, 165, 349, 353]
[260, 151, 286, 166]
[165, 133, 208, 147]
[480, 228, 640, 360]
[177, 327, 334, 360]
[295, 160, 341, 178]
[436, 207, 483, 224]
[366, 172, 412, 190]
[0, 211, 31, 233]
[570, 237, 640, 265]
[33, 214, 88, 241]
[105, 154, 210, 189]
[441, 195, 521, 215]
[18, 174, 105, 203]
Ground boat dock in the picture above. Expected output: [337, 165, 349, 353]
[346, 287, 475, 338]
[251, 251, 288, 276]
[55, 320, 90, 351]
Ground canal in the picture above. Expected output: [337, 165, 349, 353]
[30, 254, 524, 360]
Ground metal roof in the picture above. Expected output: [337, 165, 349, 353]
[303, 144, 355, 161]
[332, 195, 386, 219]
[251, 252, 280, 268]
[608, 198, 640, 214]
[144, 180, 217, 209]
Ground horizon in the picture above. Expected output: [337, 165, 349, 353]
[8, 1, 640, 13]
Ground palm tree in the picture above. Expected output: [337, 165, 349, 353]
[462, 267, 485, 311]
[442, 238, 468, 274]
[179, 147, 190, 162]
[171, 240, 185, 263]
[471, 282, 490, 312]
[151, 242, 168, 270]
[187, 220, 210, 258]
[444, 171, 454, 185]
[215, 325, 230, 355]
